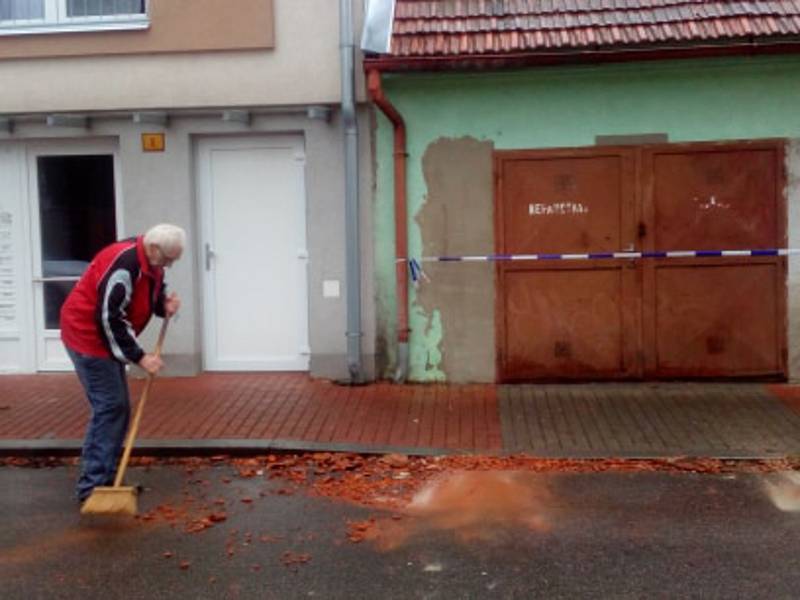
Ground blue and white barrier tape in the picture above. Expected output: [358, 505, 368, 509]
[402, 248, 800, 283]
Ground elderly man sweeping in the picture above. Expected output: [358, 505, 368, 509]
[60, 223, 185, 508]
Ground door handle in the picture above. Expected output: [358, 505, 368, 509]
[205, 243, 215, 271]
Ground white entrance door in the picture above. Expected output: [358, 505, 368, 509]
[27, 140, 122, 371]
[197, 136, 310, 371]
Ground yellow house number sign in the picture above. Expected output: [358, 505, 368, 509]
[141, 133, 165, 152]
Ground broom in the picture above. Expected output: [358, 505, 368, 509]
[81, 317, 170, 516]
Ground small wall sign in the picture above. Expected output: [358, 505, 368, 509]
[528, 202, 589, 216]
[142, 133, 165, 152]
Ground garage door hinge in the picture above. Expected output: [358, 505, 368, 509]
[294, 152, 306, 162]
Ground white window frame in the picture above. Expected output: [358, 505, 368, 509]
[0, 0, 149, 36]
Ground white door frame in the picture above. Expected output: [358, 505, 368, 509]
[0, 142, 33, 372]
[196, 134, 310, 371]
[26, 138, 124, 371]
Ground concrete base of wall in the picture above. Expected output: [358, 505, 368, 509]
[131, 353, 378, 381]
[310, 353, 376, 383]
[136, 352, 202, 378]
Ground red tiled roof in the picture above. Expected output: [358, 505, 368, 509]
[386, 0, 800, 58]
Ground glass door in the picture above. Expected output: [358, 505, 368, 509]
[28, 141, 121, 370]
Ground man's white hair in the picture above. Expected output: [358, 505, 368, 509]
[143, 224, 186, 256]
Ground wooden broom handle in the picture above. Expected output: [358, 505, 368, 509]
[113, 317, 170, 488]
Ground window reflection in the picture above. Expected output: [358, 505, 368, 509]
[67, 0, 145, 17]
[37, 154, 116, 330]
[0, 0, 44, 21]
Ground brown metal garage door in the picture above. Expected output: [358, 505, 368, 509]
[495, 141, 786, 382]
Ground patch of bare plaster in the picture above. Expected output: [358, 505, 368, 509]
[415, 136, 495, 382]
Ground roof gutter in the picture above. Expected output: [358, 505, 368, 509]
[363, 38, 800, 73]
[366, 68, 410, 383]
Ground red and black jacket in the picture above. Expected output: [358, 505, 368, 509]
[60, 236, 167, 364]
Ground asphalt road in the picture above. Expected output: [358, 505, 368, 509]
[0, 462, 798, 599]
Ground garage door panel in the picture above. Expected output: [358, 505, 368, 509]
[503, 155, 627, 254]
[652, 149, 778, 250]
[654, 263, 779, 375]
[503, 267, 629, 378]
[496, 148, 639, 381]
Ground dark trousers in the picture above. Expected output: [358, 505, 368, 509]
[66, 347, 130, 501]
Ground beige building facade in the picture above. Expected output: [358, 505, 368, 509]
[0, 0, 375, 379]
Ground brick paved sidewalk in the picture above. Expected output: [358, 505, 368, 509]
[501, 383, 800, 458]
[0, 374, 799, 458]
[0, 374, 503, 456]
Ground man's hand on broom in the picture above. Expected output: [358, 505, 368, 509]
[164, 292, 181, 317]
[138, 353, 164, 375]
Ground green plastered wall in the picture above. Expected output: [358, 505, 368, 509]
[372, 55, 800, 382]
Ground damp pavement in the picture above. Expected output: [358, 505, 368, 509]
[1, 460, 799, 599]
[3, 378, 800, 458]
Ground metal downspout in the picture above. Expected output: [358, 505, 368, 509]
[366, 68, 409, 383]
[341, 0, 363, 383]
